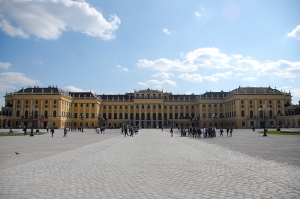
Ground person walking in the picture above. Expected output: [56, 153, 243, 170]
[23, 127, 27, 135]
[51, 127, 54, 137]
[219, 128, 224, 137]
[124, 126, 129, 137]
[226, 128, 229, 137]
[230, 128, 233, 137]
[129, 126, 134, 137]
[170, 127, 173, 137]
[63, 127, 67, 137]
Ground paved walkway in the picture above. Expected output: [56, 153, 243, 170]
[0, 129, 300, 198]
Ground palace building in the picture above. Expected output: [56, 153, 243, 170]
[1, 86, 299, 129]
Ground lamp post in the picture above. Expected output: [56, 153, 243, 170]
[98, 118, 105, 127]
[27, 104, 38, 137]
[212, 114, 218, 127]
[80, 114, 85, 132]
[258, 104, 270, 137]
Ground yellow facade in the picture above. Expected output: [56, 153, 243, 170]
[1, 86, 299, 129]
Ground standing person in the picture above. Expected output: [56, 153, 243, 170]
[177, 126, 180, 133]
[219, 128, 224, 137]
[230, 128, 233, 137]
[46, 127, 49, 133]
[124, 126, 129, 137]
[170, 127, 173, 137]
[51, 127, 54, 137]
[63, 127, 67, 137]
[129, 126, 134, 137]
[161, 126, 164, 131]
[226, 128, 229, 137]
[213, 126, 217, 137]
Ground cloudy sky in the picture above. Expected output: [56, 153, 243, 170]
[0, 0, 300, 108]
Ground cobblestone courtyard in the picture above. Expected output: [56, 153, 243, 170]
[0, 128, 300, 198]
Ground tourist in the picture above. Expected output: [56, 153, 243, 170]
[230, 128, 233, 137]
[170, 127, 173, 137]
[219, 128, 224, 137]
[63, 127, 67, 137]
[51, 127, 54, 137]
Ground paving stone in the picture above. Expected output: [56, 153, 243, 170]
[0, 129, 299, 198]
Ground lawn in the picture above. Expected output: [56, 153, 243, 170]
[0, 131, 46, 136]
[258, 130, 300, 135]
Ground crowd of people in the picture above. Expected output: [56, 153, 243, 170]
[170, 126, 233, 138]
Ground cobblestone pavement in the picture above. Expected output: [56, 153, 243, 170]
[0, 129, 299, 198]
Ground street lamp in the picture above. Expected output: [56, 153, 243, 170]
[27, 104, 38, 137]
[258, 104, 270, 137]
[80, 114, 85, 132]
[98, 118, 105, 127]
[212, 114, 218, 127]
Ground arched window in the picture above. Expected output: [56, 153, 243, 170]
[136, 113, 139, 119]
[169, 113, 173, 119]
[241, 110, 244, 117]
[141, 113, 145, 119]
[147, 113, 150, 120]
[44, 111, 48, 117]
[16, 110, 20, 117]
[25, 110, 28, 117]
[103, 113, 106, 119]
[269, 110, 273, 118]
[108, 113, 112, 119]
[114, 113, 117, 119]
[153, 113, 156, 120]
[125, 113, 128, 119]
[175, 113, 178, 119]
[250, 110, 253, 117]
[158, 113, 162, 119]
[53, 111, 56, 117]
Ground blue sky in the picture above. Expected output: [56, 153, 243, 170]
[0, 0, 300, 108]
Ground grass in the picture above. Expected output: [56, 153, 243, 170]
[258, 130, 300, 135]
[0, 131, 46, 136]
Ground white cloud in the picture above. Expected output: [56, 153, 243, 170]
[162, 28, 171, 34]
[64, 86, 87, 92]
[117, 64, 128, 72]
[203, 76, 218, 82]
[287, 25, 300, 40]
[213, 71, 232, 79]
[178, 73, 203, 82]
[0, 61, 11, 69]
[185, 47, 232, 68]
[242, 77, 256, 81]
[137, 58, 197, 72]
[138, 79, 177, 87]
[0, 0, 121, 40]
[137, 82, 149, 87]
[152, 72, 173, 79]
[137, 47, 300, 83]
[0, 72, 39, 91]
[194, 12, 201, 18]
[233, 54, 242, 59]
[290, 88, 300, 98]
[178, 73, 219, 82]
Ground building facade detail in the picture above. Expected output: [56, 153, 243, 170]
[1, 86, 299, 129]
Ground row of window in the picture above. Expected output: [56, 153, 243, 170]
[241, 99, 282, 104]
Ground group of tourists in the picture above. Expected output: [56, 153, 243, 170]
[170, 126, 233, 138]
[95, 127, 106, 134]
[121, 126, 138, 137]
